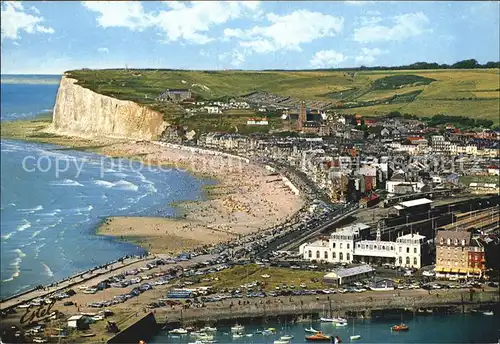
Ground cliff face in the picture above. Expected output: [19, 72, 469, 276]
[51, 76, 167, 140]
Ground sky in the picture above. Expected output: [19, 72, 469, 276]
[1, 1, 499, 74]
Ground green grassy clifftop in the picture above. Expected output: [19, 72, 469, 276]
[66, 68, 500, 123]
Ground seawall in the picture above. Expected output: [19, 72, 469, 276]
[50, 76, 168, 140]
[107, 312, 158, 344]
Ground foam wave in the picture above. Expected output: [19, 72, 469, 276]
[1, 232, 14, 240]
[48, 218, 63, 228]
[31, 230, 42, 238]
[17, 219, 31, 231]
[41, 262, 54, 277]
[34, 243, 46, 259]
[114, 180, 139, 192]
[3, 248, 26, 282]
[94, 179, 139, 192]
[13, 248, 26, 258]
[94, 180, 115, 188]
[18, 205, 43, 214]
[51, 179, 84, 187]
[2, 258, 21, 282]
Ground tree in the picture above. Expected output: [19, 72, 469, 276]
[452, 59, 479, 69]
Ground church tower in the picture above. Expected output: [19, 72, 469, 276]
[297, 101, 306, 131]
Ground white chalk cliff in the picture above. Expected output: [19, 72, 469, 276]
[50, 76, 167, 140]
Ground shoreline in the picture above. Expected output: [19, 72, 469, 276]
[1, 117, 305, 255]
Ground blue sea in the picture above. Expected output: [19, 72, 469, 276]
[150, 314, 500, 343]
[0, 76, 213, 298]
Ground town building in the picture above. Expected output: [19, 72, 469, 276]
[299, 222, 428, 268]
[67, 315, 90, 330]
[323, 265, 375, 286]
[247, 117, 269, 125]
[204, 106, 222, 114]
[434, 230, 474, 279]
[157, 88, 192, 102]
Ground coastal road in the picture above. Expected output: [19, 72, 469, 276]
[255, 205, 358, 257]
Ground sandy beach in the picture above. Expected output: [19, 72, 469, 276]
[95, 141, 305, 253]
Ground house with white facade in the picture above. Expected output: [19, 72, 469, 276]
[205, 106, 222, 114]
[299, 222, 427, 269]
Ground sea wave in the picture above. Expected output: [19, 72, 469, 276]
[94, 180, 115, 188]
[41, 262, 54, 277]
[51, 179, 84, 187]
[94, 179, 139, 192]
[2, 258, 21, 282]
[1, 232, 15, 240]
[13, 248, 26, 258]
[17, 219, 32, 231]
[34, 243, 46, 259]
[18, 205, 43, 214]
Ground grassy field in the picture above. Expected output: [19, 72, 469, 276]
[185, 264, 326, 292]
[67, 68, 500, 124]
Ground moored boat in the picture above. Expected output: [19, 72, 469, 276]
[350, 335, 361, 340]
[281, 335, 294, 340]
[305, 327, 320, 333]
[169, 328, 188, 335]
[306, 332, 332, 342]
[483, 311, 494, 316]
[231, 324, 245, 333]
[391, 324, 409, 332]
[274, 340, 290, 344]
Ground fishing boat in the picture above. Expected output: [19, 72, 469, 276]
[305, 332, 332, 342]
[350, 318, 361, 340]
[391, 324, 409, 331]
[392, 313, 409, 332]
[169, 328, 188, 335]
[231, 324, 245, 333]
[305, 327, 320, 333]
[483, 311, 494, 316]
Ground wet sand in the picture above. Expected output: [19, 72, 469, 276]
[96, 141, 305, 253]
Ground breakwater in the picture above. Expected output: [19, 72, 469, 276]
[156, 291, 499, 325]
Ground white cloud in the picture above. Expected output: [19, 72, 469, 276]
[97, 47, 109, 54]
[344, 1, 368, 5]
[219, 49, 246, 68]
[82, 1, 261, 45]
[354, 47, 386, 65]
[1, 1, 55, 40]
[360, 16, 382, 26]
[310, 50, 346, 68]
[224, 10, 344, 53]
[354, 12, 431, 43]
[81, 2, 152, 30]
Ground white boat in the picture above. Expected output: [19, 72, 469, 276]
[231, 324, 245, 333]
[350, 318, 361, 341]
[336, 322, 348, 327]
[320, 317, 335, 322]
[246, 334, 253, 337]
[201, 326, 217, 333]
[169, 328, 188, 335]
[274, 341, 290, 344]
[483, 311, 494, 316]
[305, 327, 319, 333]
[280, 335, 294, 340]
[321, 317, 347, 323]
[232, 334, 243, 338]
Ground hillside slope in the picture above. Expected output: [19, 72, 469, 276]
[66, 68, 500, 123]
